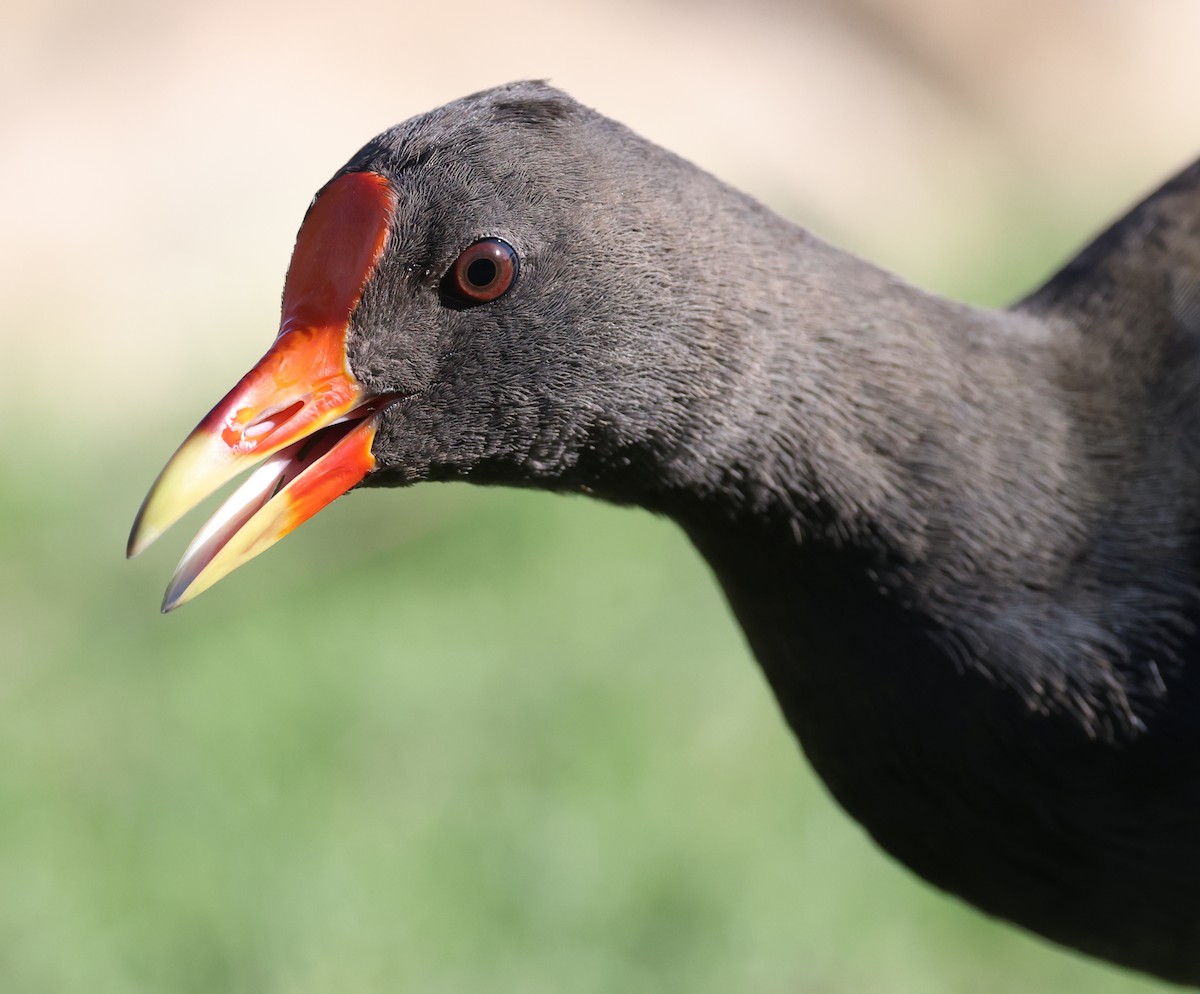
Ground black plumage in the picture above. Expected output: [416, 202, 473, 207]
[141, 82, 1200, 983]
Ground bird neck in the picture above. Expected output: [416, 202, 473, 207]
[641, 227, 1187, 742]
[647, 229, 1061, 552]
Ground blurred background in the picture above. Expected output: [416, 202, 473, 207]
[4, 0, 1200, 991]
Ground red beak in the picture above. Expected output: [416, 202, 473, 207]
[128, 171, 398, 611]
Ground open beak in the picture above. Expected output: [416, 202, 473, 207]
[128, 171, 398, 612]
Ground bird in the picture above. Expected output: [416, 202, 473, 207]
[128, 81, 1200, 984]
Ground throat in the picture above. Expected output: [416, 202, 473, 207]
[685, 497, 1174, 760]
[682, 520, 947, 746]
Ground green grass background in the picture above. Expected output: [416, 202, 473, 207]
[1, 196, 1181, 993]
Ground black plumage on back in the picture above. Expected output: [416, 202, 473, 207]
[133, 82, 1200, 983]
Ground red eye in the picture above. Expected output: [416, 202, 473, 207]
[445, 238, 519, 305]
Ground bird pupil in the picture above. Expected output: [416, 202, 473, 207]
[467, 258, 497, 286]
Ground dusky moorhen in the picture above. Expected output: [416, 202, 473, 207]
[129, 81, 1200, 985]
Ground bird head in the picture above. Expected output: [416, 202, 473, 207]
[129, 81, 739, 610]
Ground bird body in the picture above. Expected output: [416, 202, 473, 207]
[131, 82, 1200, 984]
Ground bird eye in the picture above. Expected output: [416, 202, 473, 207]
[443, 238, 519, 305]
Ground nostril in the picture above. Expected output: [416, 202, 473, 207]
[244, 400, 305, 441]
